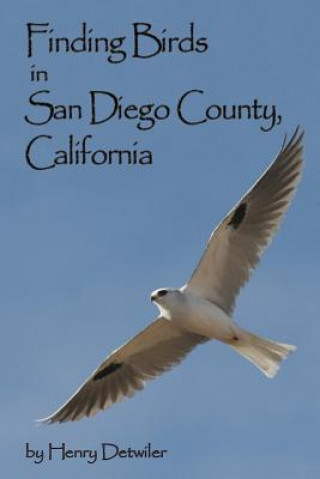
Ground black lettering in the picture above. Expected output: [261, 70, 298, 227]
[27, 22, 49, 57]
[101, 443, 119, 460]
[133, 22, 162, 59]
[108, 37, 127, 64]
[90, 91, 118, 125]
[177, 89, 206, 125]
[25, 90, 53, 126]
[195, 37, 209, 53]
[25, 135, 55, 171]
[179, 22, 195, 53]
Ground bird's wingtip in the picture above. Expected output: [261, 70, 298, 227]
[281, 125, 304, 152]
[34, 416, 53, 427]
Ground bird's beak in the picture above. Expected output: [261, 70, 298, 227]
[151, 293, 156, 302]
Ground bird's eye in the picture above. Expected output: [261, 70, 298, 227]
[157, 290, 167, 297]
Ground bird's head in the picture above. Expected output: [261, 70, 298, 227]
[150, 288, 183, 315]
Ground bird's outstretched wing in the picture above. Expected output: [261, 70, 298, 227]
[39, 318, 207, 424]
[186, 128, 304, 315]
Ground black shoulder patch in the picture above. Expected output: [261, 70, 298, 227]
[228, 202, 247, 229]
[93, 362, 122, 381]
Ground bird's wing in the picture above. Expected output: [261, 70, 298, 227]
[39, 318, 208, 424]
[186, 128, 304, 316]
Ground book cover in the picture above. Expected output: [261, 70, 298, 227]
[1, 1, 318, 477]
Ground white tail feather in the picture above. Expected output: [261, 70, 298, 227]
[231, 329, 296, 378]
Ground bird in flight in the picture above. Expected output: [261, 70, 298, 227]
[40, 128, 304, 424]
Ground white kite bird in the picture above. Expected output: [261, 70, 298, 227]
[40, 128, 304, 424]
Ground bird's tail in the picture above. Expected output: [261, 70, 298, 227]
[230, 328, 296, 378]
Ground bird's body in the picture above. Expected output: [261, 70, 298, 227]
[40, 128, 304, 424]
[152, 287, 295, 378]
[154, 288, 237, 342]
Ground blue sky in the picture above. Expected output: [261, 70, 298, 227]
[1, 1, 319, 477]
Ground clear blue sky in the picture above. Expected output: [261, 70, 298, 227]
[1, 1, 319, 477]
